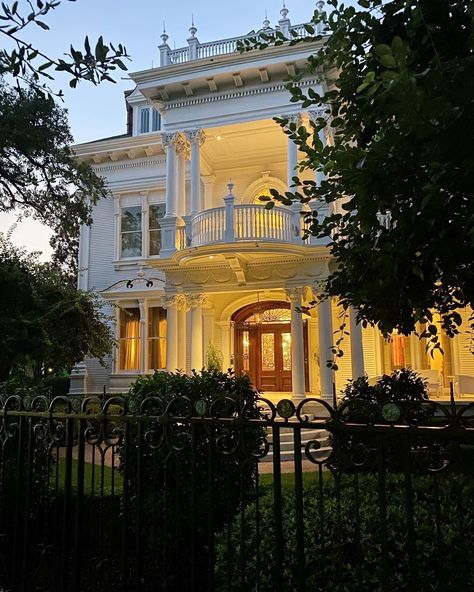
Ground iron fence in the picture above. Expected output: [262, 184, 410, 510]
[0, 394, 473, 591]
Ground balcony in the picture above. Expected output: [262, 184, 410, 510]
[159, 188, 325, 261]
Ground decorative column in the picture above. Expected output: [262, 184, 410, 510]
[202, 306, 215, 367]
[287, 287, 306, 401]
[174, 294, 188, 372]
[186, 129, 206, 215]
[138, 300, 147, 373]
[282, 112, 302, 190]
[175, 133, 187, 217]
[187, 20, 199, 60]
[349, 307, 365, 379]
[160, 133, 179, 257]
[317, 295, 335, 401]
[189, 294, 207, 370]
[218, 321, 232, 371]
[164, 296, 179, 371]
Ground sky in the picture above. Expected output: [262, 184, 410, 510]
[0, 0, 323, 260]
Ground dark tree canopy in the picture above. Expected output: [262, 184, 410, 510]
[0, 232, 114, 381]
[0, 1, 131, 271]
[243, 0, 474, 352]
[0, 81, 107, 269]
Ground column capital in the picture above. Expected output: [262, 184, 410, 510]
[163, 293, 190, 311]
[285, 286, 303, 301]
[175, 133, 188, 156]
[281, 112, 303, 130]
[187, 293, 208, 309]
[307, 107, 330, 124]
[185, 128, 206, 146]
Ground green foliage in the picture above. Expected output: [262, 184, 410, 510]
[339, 368, 430, 423]
[0, 233, 114, 381]
[215, 473, 474, 592]
[247, 0, 474, 347]
[120, 370, 264, 590]
[206, 343, 223, 372]
[0, 0, 129, 96]
[0, 82, 108, 269]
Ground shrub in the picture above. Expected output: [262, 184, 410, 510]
[215, 474, 474, 592]
[119, 369, 265, 591]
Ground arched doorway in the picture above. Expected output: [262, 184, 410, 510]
[232, 301, 309, 392]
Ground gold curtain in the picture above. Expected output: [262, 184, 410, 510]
[119, 308, 141, 370]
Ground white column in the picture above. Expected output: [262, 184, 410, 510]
[162, 133, 177, 217]
[178, 305, 187, 372]
[141, 193, 149, 258]
[190, 295, 205, 370]
[186, 129, 206, 215]
[318, 297, 335, 400]
[165, 297, 178, 371]
[288, 288, 305, 400]
[218, 321, 232, 371]
[349, 307, 365, 379]
[139, 300, 147, 373]
[202, 307, 215, 366]
[176, 147, 186, 217]
[284, 113, 302, 189]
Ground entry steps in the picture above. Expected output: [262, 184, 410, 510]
[256, 409, 332, 463]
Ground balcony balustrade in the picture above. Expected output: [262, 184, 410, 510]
[161, 21, 326, 67]
[157, 188, 327, 260]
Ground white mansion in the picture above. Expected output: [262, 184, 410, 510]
[71, 6, 474, 401]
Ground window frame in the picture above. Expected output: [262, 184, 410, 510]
[136, 106, 161, 135]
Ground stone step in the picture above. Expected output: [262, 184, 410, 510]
[260, 446, 333, 464]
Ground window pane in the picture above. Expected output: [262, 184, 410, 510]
[149, 204, 165, 230]
[152, 109, 161, 132]
[282, 332, 292, 371]
[148, 307, 167, 338]
[121, 206, 142, 231]
[119, 308, 141, 370]
[121, 231, 142, 258]
[140, 108, 150, 133]
[148, 307, 167, 369]
[149, 229, 161, 256]
[261, 333, 275, 371]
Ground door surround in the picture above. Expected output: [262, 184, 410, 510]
[232, 301, 309, 392]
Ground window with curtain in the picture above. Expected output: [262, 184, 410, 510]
[148, 307, 167, 370]
[119, 308, 141, 371]
[149, 204, 165, 256]
[140, 108, 150, 134]
[121, 206, 142, 258]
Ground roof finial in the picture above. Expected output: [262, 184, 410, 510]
[316, 0, 325, 14]
[263, 9, 270, 30]
[161, 21, 169, 45]
[189, 13, 197, 37]
[280, 1, 289, 19]
[227, 179, 234, 194]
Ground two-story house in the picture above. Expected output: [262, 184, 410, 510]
[70, 5, 474, 401]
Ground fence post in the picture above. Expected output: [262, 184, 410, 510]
[291, 202, 302, 243]
[159, 31, 171, 66]
[224, 181, 235, 242]
[182, 214, 193, 247]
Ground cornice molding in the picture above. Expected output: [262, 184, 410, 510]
[165, 78, 318, 111]
[93, 157, 166, 173]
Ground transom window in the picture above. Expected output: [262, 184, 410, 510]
[245, 308, 292, 324]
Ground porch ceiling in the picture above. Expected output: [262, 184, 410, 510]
[202, 119, 287, 171]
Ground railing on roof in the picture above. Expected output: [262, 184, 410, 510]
[163, 22, 324, 67]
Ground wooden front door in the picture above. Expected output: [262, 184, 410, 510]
[257, 325, 292, 392]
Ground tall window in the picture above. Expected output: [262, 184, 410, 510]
[152, 109, 161, 132]
[149, 204, 165, 256]
[139, 107, 161, 134]
[121, 206, 142, 258]
[148, 307, 167, 369]
[140, 108, 150, 134]
[119, 308, 141, 371]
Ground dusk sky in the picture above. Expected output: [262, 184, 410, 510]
[0, 0, 320, 260]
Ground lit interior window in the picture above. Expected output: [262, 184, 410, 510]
[119, 308, 141, 371]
